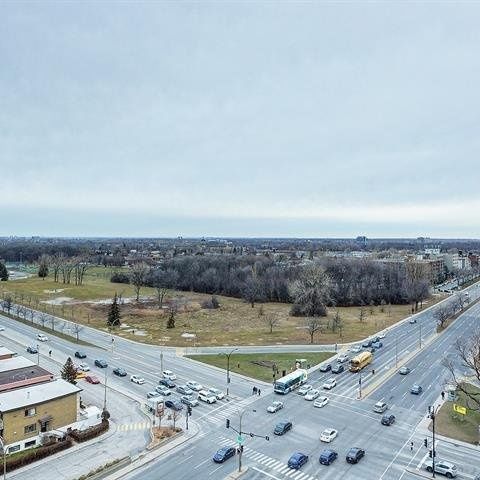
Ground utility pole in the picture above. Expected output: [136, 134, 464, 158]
[103, 365, 108, 411]
[428, 405, 440, 477]
[358, 372, 362, 399]
[219, 348, 238, 399]
[37, 344, 40, 366]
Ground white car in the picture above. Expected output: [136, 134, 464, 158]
[131, 375, 145, 385]
[37, 334, 48, 342]
[297, 384, 313, 396]
[323, 379, 337, 390]
[378, 331, 387, 339]
[0, 326, 5, 331]
[337, 354, 349, 363]
[155, 385, 171, 396]
[77, 363, 90, 372]
[313, 396, 329, 408]
[305, 389, 320, 401]
[186, 380, 203, 392]
[162, 370, 177, 380]
[267, 401, 284, 413]
[350, 345, 362, 353]
[198, 390, 217, 404]
[208, 387, 225, 400]
[146, 391, 161, 399]
[320, 428, 338, 443]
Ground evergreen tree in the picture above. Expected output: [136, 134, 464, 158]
[61, 357, 77, 384]
[107, 293, 121, 328]
[0, 262, 8, 282]
[38, 263, 49, 279]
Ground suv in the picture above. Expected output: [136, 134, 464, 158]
[319, 363, 331, 372]
[323, 378, 336, 390]
[181, 395, 199, 407]
[331, 363, 344, 374]
[346, 447, 365, 464]
[298, 385, 312, 396]
[319, 449, 337, 466]
[113, 367, 127, 377]
[208, 388, 225, 400]
[423, 460, 457, 478]
[94, 359, 108, 368]
[37, 334, 48, 342]
[287, 452, 308, 470]
[381, 414, 395, 426]
[26, 345, 38, 354]
[176, 385, 194, 396]
[410, 384, 423, 395]
[162, 370, 176, 380]
[75, 351, 87, 359]
[165, 400, 183, 411]
[155, 385, 171, 395]
[159, 378, 176, 388]
[373, 401, 388, 413]
[186, 380, 203, 392]
[337, 354, 349, 363]
[274, 421, 292, 435]
[198, 390, 217, 404]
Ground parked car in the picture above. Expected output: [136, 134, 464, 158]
[162, 370, 177, 380]
[186, 380, 203, 392]
[155, 385, 171, 395]
[176, 385, 194, 396]
[131, 375, 145, 384]
[74, 351, 87, 359]
[409, 318, 417, 324]
[399, 366, 411, 375]
[213, 446, 236, 463]
[181, 395, 199, 407]
[26, 345, 38, 354]
[274, 421, 292, 436]
[165, 400, 183, 411]
[147, 391, 161, 399]
[373, 401, 388, 413]
[85, 375, 100, 384]
[320, 428, 338, 443]
[314, 396, 329, 408]
[346, 447, 365, 464]
[287, 452, 308, 470]
[159, 378, 176, 388]
[319, 363, 332, 372]
[331, 363, 344, 374]
[423, 459, 458, 478]
[337, 354, 349, 363]
[381, 414, 396, 426]
[208, 387, 225, 400]
[410, 384, 423, 395]
[305, 389, 320, 401]
[323, 379, 337, 390]
[37, 333, 48, 342]
[77, 363, 90, 372]
[94, 359, 108, 368]
[198, 390, 217, 404]
[113, 367, 127, 377]
[319, 449, 338, 466]
[298, 385, 312, 396]
[267, 401, 284, 413]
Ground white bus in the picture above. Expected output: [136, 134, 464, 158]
[274, 369, 308, 394]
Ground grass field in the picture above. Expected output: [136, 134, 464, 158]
[0, 267, 446, 347]
[187, 352, 334, 382]
[434, 384, 480, 444]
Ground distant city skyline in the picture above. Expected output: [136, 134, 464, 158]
[2, 2, 480, 237]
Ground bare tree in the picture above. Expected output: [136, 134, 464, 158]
[130, 262, 150, 301]
[358, 304, 366, 323]
[150, 269, 178, 309]
[39, 312, 48, 328]
[72, 323, 83, 343]
[305, 317, 322, 344]
[170, 409, 181, 430]
[50, 253, 64, 283]
[331, 310, 343, 333]
[73, 257, 90, 286]
[265, 313, 280, 334]
[434, 305, 451, 329]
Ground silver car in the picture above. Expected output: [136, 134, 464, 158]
[423, 460, 457, 478]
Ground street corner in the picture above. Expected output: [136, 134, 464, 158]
[224, 466, 249, 479]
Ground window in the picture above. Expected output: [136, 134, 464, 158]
[24, 408, 36, 417]
[8, 445, 20, 453]
[24, 440, 36, 448]
[24, 424, 36, 434]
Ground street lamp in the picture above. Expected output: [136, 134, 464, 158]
[219, 348, 238, 399]
[36, 344, 40, 366]
[0, 435, 6, 480]
[428, 405, 440, 477]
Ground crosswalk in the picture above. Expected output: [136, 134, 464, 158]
[118, 421, 151, 432]
[217, 437, 319, 480]
[202, 394, 261, 427]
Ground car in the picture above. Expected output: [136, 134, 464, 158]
[362, 340, 372, 348]
[94, 359, 108, 368]
[298, 385, 313, 396]
[350, 345, 362, 353]
[319, 363, 332, 372]
[337, 354, 349, 363]
[410, 384, 423, 395]
[155, 385, 171, 396]
[287, 452, 308, 470]
[159, 378, 176, 388]
[305, 389, 320, 401]
[423, 459, 458, 478]
[162, 370, 177, 380]
[85, 375, 100, 384]
[370, 336, 380, 343]
[365, 346, 375, 353]
[320, 428, 338, 443]
[378, 331, 387, 339]
[77, 363, 90, 372]
[165, 400, 183, 411]
[274, 421, 292, 435]
[372, 341, 383, 349]
[314, 396, 329, 408]
[0, 326, 5, 331]
[198, 390, 217, 404]
[323, 379, 337, 390]
[399, 366, 411, 375]
[147, 391, 161, 399]
[176, 385, 194, 396]
[346, 447, 365, 464]
[267, 401, 284, 413]
[373, 401, 388, 413]
[186, 380, 203, 392]
[319, 448, 338, 466]
[381, 414, 396, 426]
[181, 395, 199, 407]
[131, 375, 145, 384]
[74, 351, 87, 359]
[208, 387, 225, 400]
[213, 446, 236, 463]
[331, 363, 344, 374]
[409, 318, 417, 324]
[26, 345, 38, 354]
[37, 333, 48, 342]
[113, 367, 127, 377]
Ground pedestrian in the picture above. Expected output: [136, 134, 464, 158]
[258, 388, 261, 396]
[410, 441, 414, 452]
[372, 369, 375, 375]
[252, 386, 257, 395]
[48, 350, 52, 357]
[237, 362, 240, 369]
[441, 391, 445, 400]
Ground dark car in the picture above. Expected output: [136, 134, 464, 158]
[410, 384, 423, 395]
[213, 446, 236, 463]
[372, 341, 383, 349]
[165, 400, 183, 411]
[159, 378, 176, 388]
[381, 414, 396, 426]
[319, 449, 338, 466]
[26, 346, 38, 354]
[365, 347, 375, 353]
[319, 363, 332, 372]
[74, 351, 87, 359]
[287, 452, 308, 470]
[274, 421, 292, 436]
[399, 366, 411, 375]
[331, 363, 344, 374]
[113, 367, 127, 377]
[94, 359, 108, 368]
[362, 340, 372, 348]
[371, 336, 380, 343]
[346, 447, 365, 464]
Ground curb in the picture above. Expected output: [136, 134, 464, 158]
[224, 466, 249, 479]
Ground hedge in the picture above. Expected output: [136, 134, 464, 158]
[68, 419, 109, 443]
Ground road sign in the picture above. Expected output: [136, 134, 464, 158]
[453, 404, 467, 415]
[237, 435, 244, 444]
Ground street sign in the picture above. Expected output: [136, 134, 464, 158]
[237, 435, 244, 444]
[453, 404, 467, 415]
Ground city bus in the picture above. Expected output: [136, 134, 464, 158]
[274, 369, 308, 394]
[349, 351, 373, 372]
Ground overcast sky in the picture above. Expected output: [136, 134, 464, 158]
[2, 1, 480, 238]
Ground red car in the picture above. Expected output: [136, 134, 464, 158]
[85, 375, 100, 384]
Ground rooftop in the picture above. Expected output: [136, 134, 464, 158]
[0, 347, 16, 358]
[0, 357, 36, 373]
[0, 364, 53, 392]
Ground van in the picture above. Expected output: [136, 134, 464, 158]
[373, 401, 388, 413]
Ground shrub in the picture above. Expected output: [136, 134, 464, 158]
[68, 419, 109, 443]
[110, 272, 130, 284]
[201, 296, 220, 309]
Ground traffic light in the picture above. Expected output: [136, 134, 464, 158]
[424, 438, 428, 448]
[226, 419, 230, 429]
[428, 406, 432, 414]
[265, 436, 270, 441]
[187, 406, 192, 416]
[429, 450, 433, 458]
[250, 433, 254, 438]
[240, 445, 244, 453]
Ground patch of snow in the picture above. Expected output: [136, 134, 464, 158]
[42, 297, 73, 305]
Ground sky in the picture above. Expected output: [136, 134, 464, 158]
[1, 1, 480, 238]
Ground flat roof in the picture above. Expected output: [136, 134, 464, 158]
[0, 380, 81, 412]
[0, 365, 52, 388]
[0, 347, 16, 357]
[0, 357, 36, 373]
